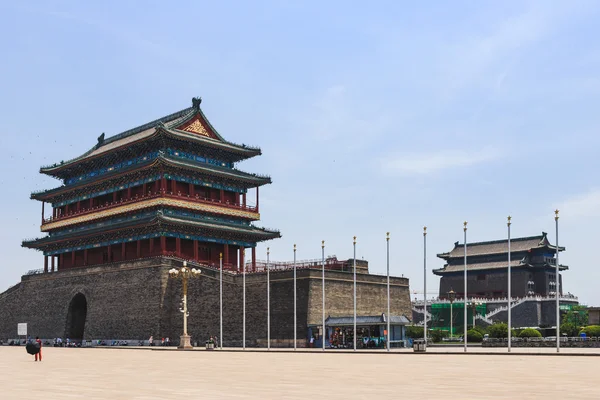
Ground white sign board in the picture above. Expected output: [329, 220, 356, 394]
[17, 323, 27, 336]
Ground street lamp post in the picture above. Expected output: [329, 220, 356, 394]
[448, 289, 456, 338]
[169, 261, 201, 349]
[322, 240, 326, 351]
[220, 253, 223, 349]
[267, 247, 270, 351]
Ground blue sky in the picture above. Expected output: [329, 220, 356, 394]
[1, 1, 599, 305]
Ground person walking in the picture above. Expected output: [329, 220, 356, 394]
[35, 337, 42, 362]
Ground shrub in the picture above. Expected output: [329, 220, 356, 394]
[561, 322, 579, 337]
[471, 325, 487, 336]
[406, 326, 424, 339]
[488, 323, 509, 338]
[429, 329, 449, 343]
[581, 325, 600, 337]
[519, 328, 542, 338]
[467, 329, 483, 343]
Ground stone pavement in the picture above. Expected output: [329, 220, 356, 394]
[1, 346, 597, 399]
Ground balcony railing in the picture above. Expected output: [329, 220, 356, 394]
[43, 189, 258, 224]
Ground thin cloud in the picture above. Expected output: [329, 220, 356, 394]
[381, 148, 502, 176]
[558, 189, 600, 219]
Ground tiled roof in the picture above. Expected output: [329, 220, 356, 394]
[437, 233, 563, 259]
[40, 102, 262, 175]
[433, 259, 525, 274]
[325, 314, 410, 326]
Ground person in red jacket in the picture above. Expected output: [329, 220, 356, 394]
[35, 337, 42, 362]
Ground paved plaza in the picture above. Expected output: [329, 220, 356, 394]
[0, 346, 598, 399]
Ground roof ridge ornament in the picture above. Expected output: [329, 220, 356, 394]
[192, 97, 202, 110]
[96, 132, 105, 148]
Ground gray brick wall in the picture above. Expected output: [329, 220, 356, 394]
[0, 258, 412, 347]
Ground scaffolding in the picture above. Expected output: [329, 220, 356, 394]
[429, 302, 487, 335]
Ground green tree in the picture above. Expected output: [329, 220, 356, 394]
[467, 329, 483, 343]
[519, 328, 542, 338]
[562, 306, 589, 327]
[406, 326, 424, 339]
[561, 322, 579, 337]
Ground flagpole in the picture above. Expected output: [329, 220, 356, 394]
[294, 243, 297, 351]
[322, 240, 326, 351]
[220, 252, 223, 350]
[353, 236, 357, 352]
[507, 216, 512, 353]
[386, 232, 390, 352]
[243, 248, 246, 350]
[423, 227, 427, 345]
[267, 247, 270, 351]
[463, 221, 468, 353]
[555, 209, 560, 353]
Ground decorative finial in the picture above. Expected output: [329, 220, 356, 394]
[423, 227, 427, 236]
[192, 97, 202, 109]
[386, 232, 390, 241]
[294, 244, 296, 250]
[507, 216, 512, 226]
[555, 209, 559, 220]
[463, 221, 468, 231]
[353, 236, 357, 244]
[96, 132, 105, 147]
[267, 247, 270, 255]
[219, 252, 223, 259]
[321, 240, 325, 248]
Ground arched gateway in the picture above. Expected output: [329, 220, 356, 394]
[65, 293, 87, 340]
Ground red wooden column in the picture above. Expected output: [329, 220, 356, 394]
[224, 244, 229, 266]
[113, 192, 117, 202]
[121, 243, 126, 260]
[41, 201, 45, 224]
[58, 254, 63, 271]
[136, 240, 141, 258]
[220, 189, 225, 203]
[83, 249, 88, 266]
[189, 183, 195, 197]
[89, 198, 93, 209]
[193, 240, 198, 261]
[65, 204, 69, 214]
[171, 179, 177, 194]
[149, 238, 154, 256]
[252, 247, 256, 271]
[242, 193, 246, 207]
[256, 187, 259, 212]
[176, 237, 181, 257]
[127, 187, 132, 199]
[160, 236, 167, 255]
[44, 256, 48, 273]
[142, 183, 147, 195]
[51, 256, 55, 272]
[161, 177, 167, 192]
[107, 245, 112, 263]
[71, 251, 75, 267]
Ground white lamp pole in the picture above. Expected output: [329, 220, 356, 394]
[267, 247, 270, 351]
[353, 236, 357, 352]
[220, 253, 223, 350]
[386, 232, 390, 352]
[294, 244, 297, 351]
[463, 221, 468, 353]
[243, 248, 246, 350]
[507, 216, 512, 353]
[555, 209, 560, 353]
[423, 227, 427, 345]
[322, 240, 326, 351]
